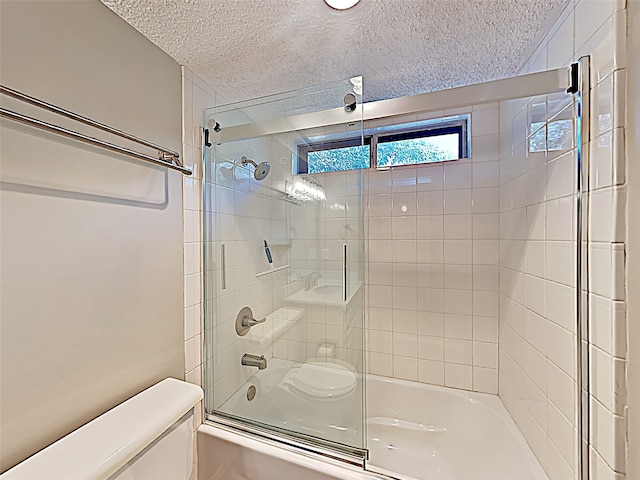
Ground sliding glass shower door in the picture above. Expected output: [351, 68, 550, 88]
[202, 78, 367, 459]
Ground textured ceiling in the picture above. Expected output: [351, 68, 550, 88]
[102, 0, 566, 104]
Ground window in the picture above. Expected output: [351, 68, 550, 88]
[295, 116, 469, 174]
[297, 137, 371, 174]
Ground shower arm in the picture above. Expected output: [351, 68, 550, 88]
[241, 156, 258, 168]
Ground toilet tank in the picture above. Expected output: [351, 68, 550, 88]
[0, 378, 202, 480]
[108, 411, 195, 480]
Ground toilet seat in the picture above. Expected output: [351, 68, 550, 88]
[287, 361, 357, 400]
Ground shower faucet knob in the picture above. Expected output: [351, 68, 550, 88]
[235, 306, 266, 336]
[242, 314, 266, 327]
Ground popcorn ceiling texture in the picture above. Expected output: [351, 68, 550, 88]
[102, 0, 566, 104]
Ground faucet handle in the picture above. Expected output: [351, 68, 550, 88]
[235, 306, 266, 336]
[242, 315, 266, 327]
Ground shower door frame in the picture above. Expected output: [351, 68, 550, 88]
[202, 63, 592, 479]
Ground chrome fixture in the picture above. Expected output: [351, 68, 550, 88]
[344, 92, 357, 112]
[241, 354, 267, 370]
[343, 243, 348, 301]
[235, 306, 266, 336]
[247, 385, 257, 401]
[203, 119, 221, 148]
[0, 85, 190, 175]
[207, 118, 221, 133]
[240, 156, 271, 181]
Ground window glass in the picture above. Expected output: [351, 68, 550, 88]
[307, 144, 370, 174]
[377, 132, 460, 167]
[295, 116, 468, 174]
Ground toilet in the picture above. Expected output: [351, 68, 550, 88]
[0, 379, 203, 480]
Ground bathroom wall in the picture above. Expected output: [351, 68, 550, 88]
[181, 67, 208, 402]
[180, 68, 210, 480]
[498, 1, 628, 478]
[0, 1, 184, 472]
[626, 1, 640, 477]
[363, 107, 501, 394]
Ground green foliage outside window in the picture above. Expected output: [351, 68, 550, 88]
[377, 135, 458, 167]
[308, 145, 370, 173]
[306, 134, 459, 174]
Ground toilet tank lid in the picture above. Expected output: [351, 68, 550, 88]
[0, 378, 203, 480]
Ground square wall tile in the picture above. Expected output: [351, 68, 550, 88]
[445, 363, 473, 390]
[394, 356, 418, 381]
[418, 359, 445, 385]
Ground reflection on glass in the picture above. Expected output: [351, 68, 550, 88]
[529, 119, 574, 153]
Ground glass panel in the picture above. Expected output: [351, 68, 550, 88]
[362, 89, 579, 480]
[203, 77, 366, 455]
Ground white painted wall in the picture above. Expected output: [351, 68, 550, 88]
[0, 1, 184, 472]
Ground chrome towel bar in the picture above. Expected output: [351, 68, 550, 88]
[0, 85, 191, 176]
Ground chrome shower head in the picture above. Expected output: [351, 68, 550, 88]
[241, 156, 271, 181]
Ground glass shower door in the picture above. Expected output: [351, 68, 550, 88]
[202, 78, 367, 459]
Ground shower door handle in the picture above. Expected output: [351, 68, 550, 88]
[343, 243, 348, 302]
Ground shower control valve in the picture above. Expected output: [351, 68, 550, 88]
[235, 306, 266, 336]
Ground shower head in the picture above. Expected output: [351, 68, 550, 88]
[241, 156, 271, 181]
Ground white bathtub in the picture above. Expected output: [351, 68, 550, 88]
[365, 376, 548, 480]
[203, 366, 547, 480]
[198, 425, 382, 480]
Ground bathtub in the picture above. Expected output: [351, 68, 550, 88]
[202, 365, 548, 480]
[365, 376, 548, 480]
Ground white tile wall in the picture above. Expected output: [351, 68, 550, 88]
[182, 66, 207, 389]
[365, 105, 501, 394]
[181, 66, 212, 480]
[500, 1, 628, 478]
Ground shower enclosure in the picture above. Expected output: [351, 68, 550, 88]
[202, 61, 592, 479]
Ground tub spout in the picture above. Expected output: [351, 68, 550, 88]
[242, 353, 267, 370]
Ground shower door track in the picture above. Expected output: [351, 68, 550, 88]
[205, 412, 368, 468]
[214, 67, 572, 144]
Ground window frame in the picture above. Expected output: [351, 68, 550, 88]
[294, 115, 470, 175]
